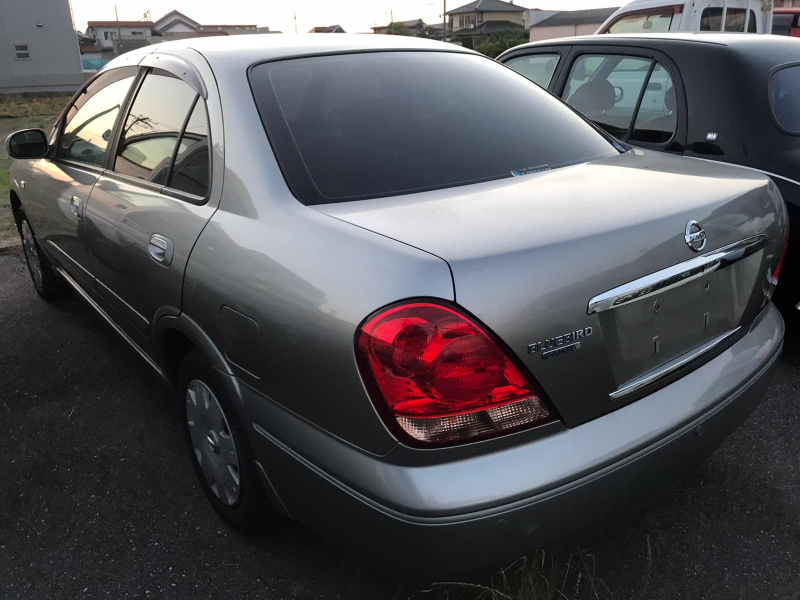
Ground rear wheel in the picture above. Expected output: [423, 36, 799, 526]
[178, 350, 270, 530]
[18, 216, 66, 302]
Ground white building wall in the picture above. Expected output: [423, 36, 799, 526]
[0, 0, 84, 93]
[88, 26, 152, 47]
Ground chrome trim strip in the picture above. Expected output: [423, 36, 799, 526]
[55, 266, 165, 379]
[587, 234, 767, 315]
[610, 327, 741, 401]
[96, 278, 150, 326]
[47, 240, 94, 279]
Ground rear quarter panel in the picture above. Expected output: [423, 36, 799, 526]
[180, 59, 454, 454]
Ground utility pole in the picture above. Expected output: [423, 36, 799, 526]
[442, 0, 447, 40]
[114, 4, 122, 55]
[294, 9, 298, 33]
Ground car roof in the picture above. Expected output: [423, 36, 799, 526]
[509, 32, 800, 50]
[116, 33, 474, 67]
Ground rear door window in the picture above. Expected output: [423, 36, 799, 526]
[700, 8, 757, 32]
[249, 51, 617, 205]
[563, 54, 678, 145]
[605, 9, 674, 33]
[630, 64, 677, 144]
[504, 53, 560, 89]
[562, 55, 652, 139]
[114, 69, 198, 185]
[770, 65, 800, 134]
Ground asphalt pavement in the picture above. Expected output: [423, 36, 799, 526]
[1, 246, 798, 599]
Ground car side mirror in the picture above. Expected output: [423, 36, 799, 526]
[5, 129, 49, 159]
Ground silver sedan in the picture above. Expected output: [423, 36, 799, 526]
[4, 35, 787, 578]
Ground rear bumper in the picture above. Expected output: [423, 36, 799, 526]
[240, 303, 784, 579]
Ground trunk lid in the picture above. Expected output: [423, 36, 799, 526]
[317, 150, 787, 426]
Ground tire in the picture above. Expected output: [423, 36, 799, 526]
[17, 214, 67, 302]
[178, 349, 271, 531]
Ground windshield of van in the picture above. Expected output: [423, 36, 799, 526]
[249, 51, 618, 205]
[605, 10, 674, 34]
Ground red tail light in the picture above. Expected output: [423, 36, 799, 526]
[355, 302, 554, 445]
[772, 228, 789, 287]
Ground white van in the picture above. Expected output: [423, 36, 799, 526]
[596, 0, 774, 35]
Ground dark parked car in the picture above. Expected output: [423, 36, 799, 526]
[498, 33, 800, 299]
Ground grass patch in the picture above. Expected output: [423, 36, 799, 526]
[0, 94, 71, 119]
[421, 549, 613, 600]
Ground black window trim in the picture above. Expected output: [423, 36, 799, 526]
[559, 48, 680, 149]
[105, 67, 212, 205]
[625, 59, 657, 141]
[768, 62, 800, 137]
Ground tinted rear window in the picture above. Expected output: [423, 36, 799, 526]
[249, 51, 617, 205]
[770, 65, 800, 134]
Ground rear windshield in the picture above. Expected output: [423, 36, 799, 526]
[249, 51, 617, 205]
[770, 65, 800, 134]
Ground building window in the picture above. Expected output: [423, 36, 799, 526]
[131, 30, 143, 36]
[14, 44, 30, 59]
[104, 31, 112, 40]
[478, 12, 484, 23]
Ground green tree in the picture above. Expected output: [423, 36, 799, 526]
[385, 21, 413, 36]
[476, 28, 529, 58]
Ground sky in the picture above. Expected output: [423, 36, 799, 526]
[70, 0, 621, 34]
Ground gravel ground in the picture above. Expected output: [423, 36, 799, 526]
[1, 246, 798, 600]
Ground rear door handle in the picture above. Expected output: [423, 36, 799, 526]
[148, 234, 174, 266]
[69, 196, 84, 219]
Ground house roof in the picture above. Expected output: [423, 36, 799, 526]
[371, 19, 426, 30]
[371, 19, 426, 31]
[308, 25, 346, 33]
[86, 20, 153, 28]
[153, 10, 199, 30]
[450, 19, 524, 36]
[160, 31, 228, 39]
[534, 7, 620, 28]
[447, 0, 525, 16]
[198, 25, 257, 30]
